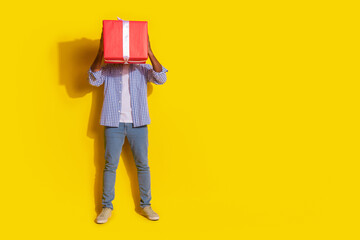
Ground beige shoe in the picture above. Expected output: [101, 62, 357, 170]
[142, 206, 160, 221]
[96, 208, 112, 224]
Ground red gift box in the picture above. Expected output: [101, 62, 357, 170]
[103, 20, 148, 64]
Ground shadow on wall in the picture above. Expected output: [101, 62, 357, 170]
[58, 37, 154, 215]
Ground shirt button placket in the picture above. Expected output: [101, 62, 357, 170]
[119, 86, 121, 112]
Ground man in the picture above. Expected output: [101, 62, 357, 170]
[88, 26, 168, 224]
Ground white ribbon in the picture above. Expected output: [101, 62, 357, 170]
[117, 17, 129, 64]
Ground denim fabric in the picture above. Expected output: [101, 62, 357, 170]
[102, 122, 151, 209]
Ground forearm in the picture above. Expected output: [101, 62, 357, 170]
[90, 50, 104, 72]
[88, 50, 106, 87]
[148, 51, 162, 72]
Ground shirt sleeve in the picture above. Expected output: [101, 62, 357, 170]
[88, 65, 107, 87]
[143, 64, 168, 85]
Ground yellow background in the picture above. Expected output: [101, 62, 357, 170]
[1, 0, 359, 239]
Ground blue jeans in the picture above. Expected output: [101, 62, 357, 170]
[102, 122, 151, 210]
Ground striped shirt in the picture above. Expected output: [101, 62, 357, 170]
[88, 63, 168, 127]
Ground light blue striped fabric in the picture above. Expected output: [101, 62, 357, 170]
[88, 63, 168, 127]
